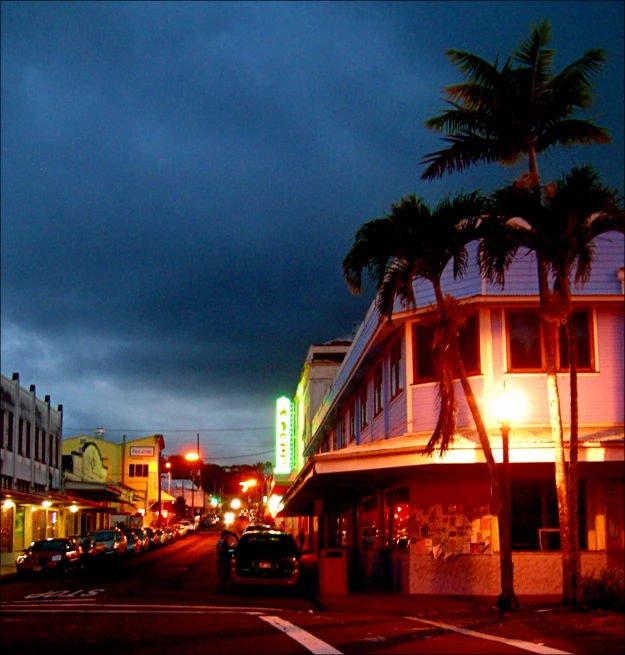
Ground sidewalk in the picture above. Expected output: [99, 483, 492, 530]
[2, 563, 622, 654]
[314, 590, 624, 655]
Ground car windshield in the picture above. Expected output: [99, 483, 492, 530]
[235, 534, 299, 558]
[30, 539, 66, 552]
[92, 531, 115, 540]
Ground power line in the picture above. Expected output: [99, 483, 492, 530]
[207, 450, 274, 461]
[64, 427, 274, 433]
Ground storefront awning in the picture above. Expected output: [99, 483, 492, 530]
[281, 426, 624, 516]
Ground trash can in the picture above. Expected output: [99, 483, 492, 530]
[319, 548, 348, 595]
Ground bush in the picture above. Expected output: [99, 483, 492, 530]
[582, 567, 625, 612]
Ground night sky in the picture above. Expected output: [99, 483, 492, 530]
[2, 1, 623, 463]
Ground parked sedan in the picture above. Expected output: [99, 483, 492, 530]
[143, 526, 160, 549]
[123, 529, 143, 557]
[72, 534, 106, 567]
[230, 531, 302, 589]
[90, 528, 128, 560]
[16, 537, 84, 578]
[126, 527, 149, 553]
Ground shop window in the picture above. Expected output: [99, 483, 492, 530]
[506, 309, 594, 372]
[385, 488, 410, 550]
[373, 364, 383, 416]
[390, 338, 403, 399]
[510, 479, 587, 551]
[1, 503, 14, 554]
[413, 314, 480, 383]
[361, 496, 379, 549]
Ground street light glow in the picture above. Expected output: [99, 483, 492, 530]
[491, 389, 525, 425]
[184, 452, 199, 462]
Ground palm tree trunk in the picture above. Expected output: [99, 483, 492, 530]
[432, 281, 518, 610]
[566, 309, 582, 606]
[537, 255, 573, 603]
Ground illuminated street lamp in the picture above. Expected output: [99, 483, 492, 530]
[491, 386, 525, 611]
[185, 439, 201, 522]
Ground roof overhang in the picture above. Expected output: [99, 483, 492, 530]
[283, 426, 624, 516]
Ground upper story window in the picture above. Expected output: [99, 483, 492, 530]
[337, 414, 346, 449]
[349, 403, 356, 443]
[413, 314, 480, 383]
[0, 410, 5, 449]
[506, 309, 594, 372]
[373, 365, 383, 417]
[129, 463, 149, 478]
[25, 422, 31, 458]
[18, 418, 24, 455]
[359, 384, 369, 429]
[41, 430, 46, 463]
[390, 338, 403, 399]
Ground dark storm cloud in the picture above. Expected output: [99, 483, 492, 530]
[2, 1, 623, 459]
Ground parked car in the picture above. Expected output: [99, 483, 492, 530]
[72, 533, 106, 567]
[16, 537, 84, 578]
[162, 526, 174, 544]
[173, 523, 187, 539]
[176, 520, 194, 536]
[126, 527, 149, 553]
[143, 526, 160, 549]
[154, 528, 167, 547]
[90, 528, 128, 560]
[230, 530, 302, 589]
[123, 529, 143, 557]
[243, 523, 273, 534]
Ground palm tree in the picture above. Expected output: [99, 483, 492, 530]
[343, 192, 519, 610]
[420, 19, 611, 606]
[481, 166, 624, 604]
[420, 20, 609, 183]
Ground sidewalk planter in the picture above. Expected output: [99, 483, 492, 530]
[319, 548, 348, 595]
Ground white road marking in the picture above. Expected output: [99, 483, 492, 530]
[406, 616, 572, 655]
[260, 615, 342, 655]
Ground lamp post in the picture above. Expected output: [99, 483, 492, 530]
[491, 386, 525, 611]
[185, 432, 201, 524]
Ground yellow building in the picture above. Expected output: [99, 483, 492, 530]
[62, 432, 170, 527]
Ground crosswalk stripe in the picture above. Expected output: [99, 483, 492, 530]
[261, 615, 342, 655]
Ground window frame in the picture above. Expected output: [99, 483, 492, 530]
[373, 364, 383, 417]
[505, 308, 595, 373]
[129, 463, 149, 478]
[359, 384, 369, 429]
[413, 313, 481, 384]
[348, 403, 356, 443]
[390, 338, 403, 399]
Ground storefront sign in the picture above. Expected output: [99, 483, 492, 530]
[275, 396, 291, 474]
[130, 446, 154, 457]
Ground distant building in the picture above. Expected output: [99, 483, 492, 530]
[63, 432, 171, 527]
[1, 373, 99, 569]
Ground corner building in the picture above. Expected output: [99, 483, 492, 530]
[280, 233, 624, 596]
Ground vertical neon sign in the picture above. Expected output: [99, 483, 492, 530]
[275, 396, 291, 474]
